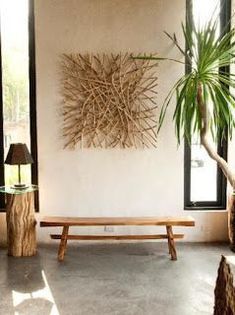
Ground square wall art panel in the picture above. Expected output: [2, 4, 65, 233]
[60, 53, 158, 149]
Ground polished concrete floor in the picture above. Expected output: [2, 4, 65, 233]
[0, 242, 233, 315]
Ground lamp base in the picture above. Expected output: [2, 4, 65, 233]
[12, 184, 29, 190]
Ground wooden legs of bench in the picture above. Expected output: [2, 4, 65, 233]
[166, 225, 177, 261]
[56, 225, 178, 262]
[58, 226, 69, 261]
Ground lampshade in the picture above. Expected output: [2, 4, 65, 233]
[5, 143, 34, 165]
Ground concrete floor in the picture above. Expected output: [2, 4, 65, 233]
[0, 242, 233, 315]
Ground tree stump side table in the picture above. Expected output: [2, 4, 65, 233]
[0, 185, 38, 257]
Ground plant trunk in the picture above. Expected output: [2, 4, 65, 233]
[228, 195, 235, 251]
[197, 83, 235, 249]
[197, 84, 235, 188]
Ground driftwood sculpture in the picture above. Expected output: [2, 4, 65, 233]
[61, 53, 158, 149]
[214, 255, 235, 315]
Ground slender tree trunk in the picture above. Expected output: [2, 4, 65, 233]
[228, 196, 235, 251]
[196, 83, 235, 189]
[197, 83, 235, 250]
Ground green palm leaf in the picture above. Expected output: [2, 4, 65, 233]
[133, 15, 235, 144]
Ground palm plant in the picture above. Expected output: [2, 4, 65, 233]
[136, 14, 235, 190]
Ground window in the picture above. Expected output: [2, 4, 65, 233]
[0, 0, 38, 209]
[184, 0, 230, 210]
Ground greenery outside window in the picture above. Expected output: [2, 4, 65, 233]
[0, 0, 38, 210]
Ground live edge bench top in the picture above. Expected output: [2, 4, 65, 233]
[40, 216, 195, 227]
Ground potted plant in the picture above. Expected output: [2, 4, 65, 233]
[135, 14, 235, 249]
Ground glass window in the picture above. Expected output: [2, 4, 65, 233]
[0, 0, 38, 209]
[190, 137, 218, 202]
[184, 0, 229, 209]
[1, 0, 31, 186]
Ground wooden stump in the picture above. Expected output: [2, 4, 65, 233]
[6, 192, 37, 257]
[228, 194, 235, 252]
[214, 255, 235, 315]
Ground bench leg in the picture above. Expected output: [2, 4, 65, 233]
[166, 225, 177, 261]
[58, 226, 69, 262]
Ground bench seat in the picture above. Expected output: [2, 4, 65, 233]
[40, 216, 195, 227]
[40, 216, 195, 262]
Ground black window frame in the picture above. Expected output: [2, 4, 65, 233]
[0, 0, 38, 211]
[184, 0, 230, 210]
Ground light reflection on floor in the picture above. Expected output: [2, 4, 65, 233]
[11, 270, 60, 315]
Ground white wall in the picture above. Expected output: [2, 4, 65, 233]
[0, 0, 229, 246]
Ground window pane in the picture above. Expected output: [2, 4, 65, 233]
[190, 0, 220, 203]
[193, 0, 220, 30]
[191, 139, 217, 202]
[0, 0, 31, 186]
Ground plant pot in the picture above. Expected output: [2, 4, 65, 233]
[228, 193, 235, 252]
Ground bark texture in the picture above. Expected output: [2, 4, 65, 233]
[214, 255, 235, 315]
[6, 192, 37, 256]
[228, 195, 235, 252]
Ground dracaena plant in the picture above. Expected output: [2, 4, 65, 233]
[135, 15, 235, 190]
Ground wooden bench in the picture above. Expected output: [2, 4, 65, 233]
[40, 216, 195, 262]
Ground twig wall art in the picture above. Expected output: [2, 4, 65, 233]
[61, 53, 158, 149]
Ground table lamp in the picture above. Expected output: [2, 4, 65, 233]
[5, 143, 34, 189]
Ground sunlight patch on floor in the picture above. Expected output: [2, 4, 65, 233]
[11, 270, 60, 315]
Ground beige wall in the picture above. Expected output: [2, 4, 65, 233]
[0, 0, 229, 246]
